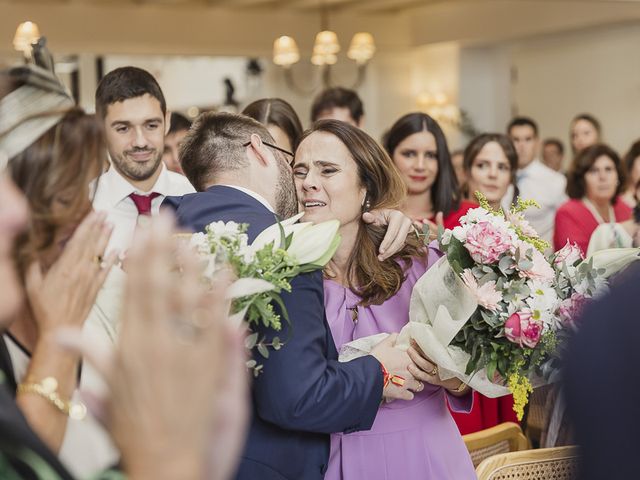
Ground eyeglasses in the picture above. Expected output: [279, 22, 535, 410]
[243, 141, 295, 167]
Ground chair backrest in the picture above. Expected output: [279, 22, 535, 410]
[464, 422, 530, 468]
[476, 445, 579, 480]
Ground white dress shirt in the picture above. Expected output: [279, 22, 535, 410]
[502, 159, 567, 243]
[92, 164, 194, 253]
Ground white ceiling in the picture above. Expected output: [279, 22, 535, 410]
[7, 0, 640, 14]
[2, 0, 640, 56]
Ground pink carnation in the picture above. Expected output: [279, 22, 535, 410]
[515, 240, 555, 282]
[461, 269, 502, 312]
[554, 241, 584, 267]
[505, 310, 543, 348]
[464, 221, 512, 265]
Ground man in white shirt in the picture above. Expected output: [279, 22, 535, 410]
[502, 116, 567, 243]
[92, 67, 194, 253]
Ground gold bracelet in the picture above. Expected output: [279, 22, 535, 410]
[17, 377, 87, 420]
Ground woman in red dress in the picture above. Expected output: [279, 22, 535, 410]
[383, 116, 516, 434]
[382, 112, 476, 231]
[554, 144, 631, 255]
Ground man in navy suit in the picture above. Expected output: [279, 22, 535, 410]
[163, 112, 422, 480]
[564, 264, 640, 480]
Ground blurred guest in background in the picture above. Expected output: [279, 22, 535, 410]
[0, 61, 247, 480]
[383, 112, 475, 232]
[621, 139, 640, 208]
[243, 98, 303, 153]
[310, 87, 364, 128]
[162, 112, 191, 175]
[463, 133, 518, 209]
[1, 64, 119, 476]
[554, 144, 630, 254]
[587, 179, 640, 255]
[92, 67, 194, 254]
[570, 113, 601, 155]
[542, 138, 565, 173]
[504, 116, 567, 243]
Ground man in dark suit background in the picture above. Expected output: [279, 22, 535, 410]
[564, 263, 640, 480]
[163, 112, 422, 480]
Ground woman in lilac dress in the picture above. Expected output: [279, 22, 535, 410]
[293, 120, 476, 479]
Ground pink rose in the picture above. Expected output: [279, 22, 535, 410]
[554, 241, 584, 267]
[505, 310, 543, 348]
[464, 221, 512, 264]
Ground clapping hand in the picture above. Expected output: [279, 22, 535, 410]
[59, 213, 249, 480]
[25, 211, 118, 337]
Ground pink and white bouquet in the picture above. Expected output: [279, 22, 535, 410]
[431, 196, 565, 417]
[338, 194, 639, 418]
[410, 195, 637, 418]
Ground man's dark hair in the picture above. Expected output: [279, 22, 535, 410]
[310, 87, 364, 123]
[544, 138, 565, 155]
[507, 116, 539, 137]
[180, 112, 275, 191]
[95, 66, 166, 119]
[168, 112, 192, 134]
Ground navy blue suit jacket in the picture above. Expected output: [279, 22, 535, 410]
[163, 186, 383, 480]
[564, 263, 640, 480]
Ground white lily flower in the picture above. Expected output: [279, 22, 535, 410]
[251, 221, 312, 253]
[227, 278, 275, 299]
[287, 219, 340, 265]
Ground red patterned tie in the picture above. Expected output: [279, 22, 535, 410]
[129, 192, 160, 216]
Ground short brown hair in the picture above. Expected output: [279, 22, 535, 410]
[95, 66, 166, 119]
[301, 120, 425, 306]
[310, 87, 363, 123]
[10, 108, 106, 276]
[567, 144, 625, 202]
[243, 98, 303, 151]
[179, 112, 275, 191]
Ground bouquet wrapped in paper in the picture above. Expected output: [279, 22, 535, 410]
[188, 213, 340, 375]
[339, 194, 639, 418]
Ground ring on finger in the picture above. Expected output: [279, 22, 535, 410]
[415, 381, 424, 393]
[427, 366, 438, 376]
[92, 255, 107, 269]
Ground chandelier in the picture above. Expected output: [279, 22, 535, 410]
[272, 9, 375, 93]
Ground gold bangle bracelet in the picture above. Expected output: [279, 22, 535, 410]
[17, 377, 87, 420]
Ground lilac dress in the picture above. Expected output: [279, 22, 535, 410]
[324, 248, 476, 480]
